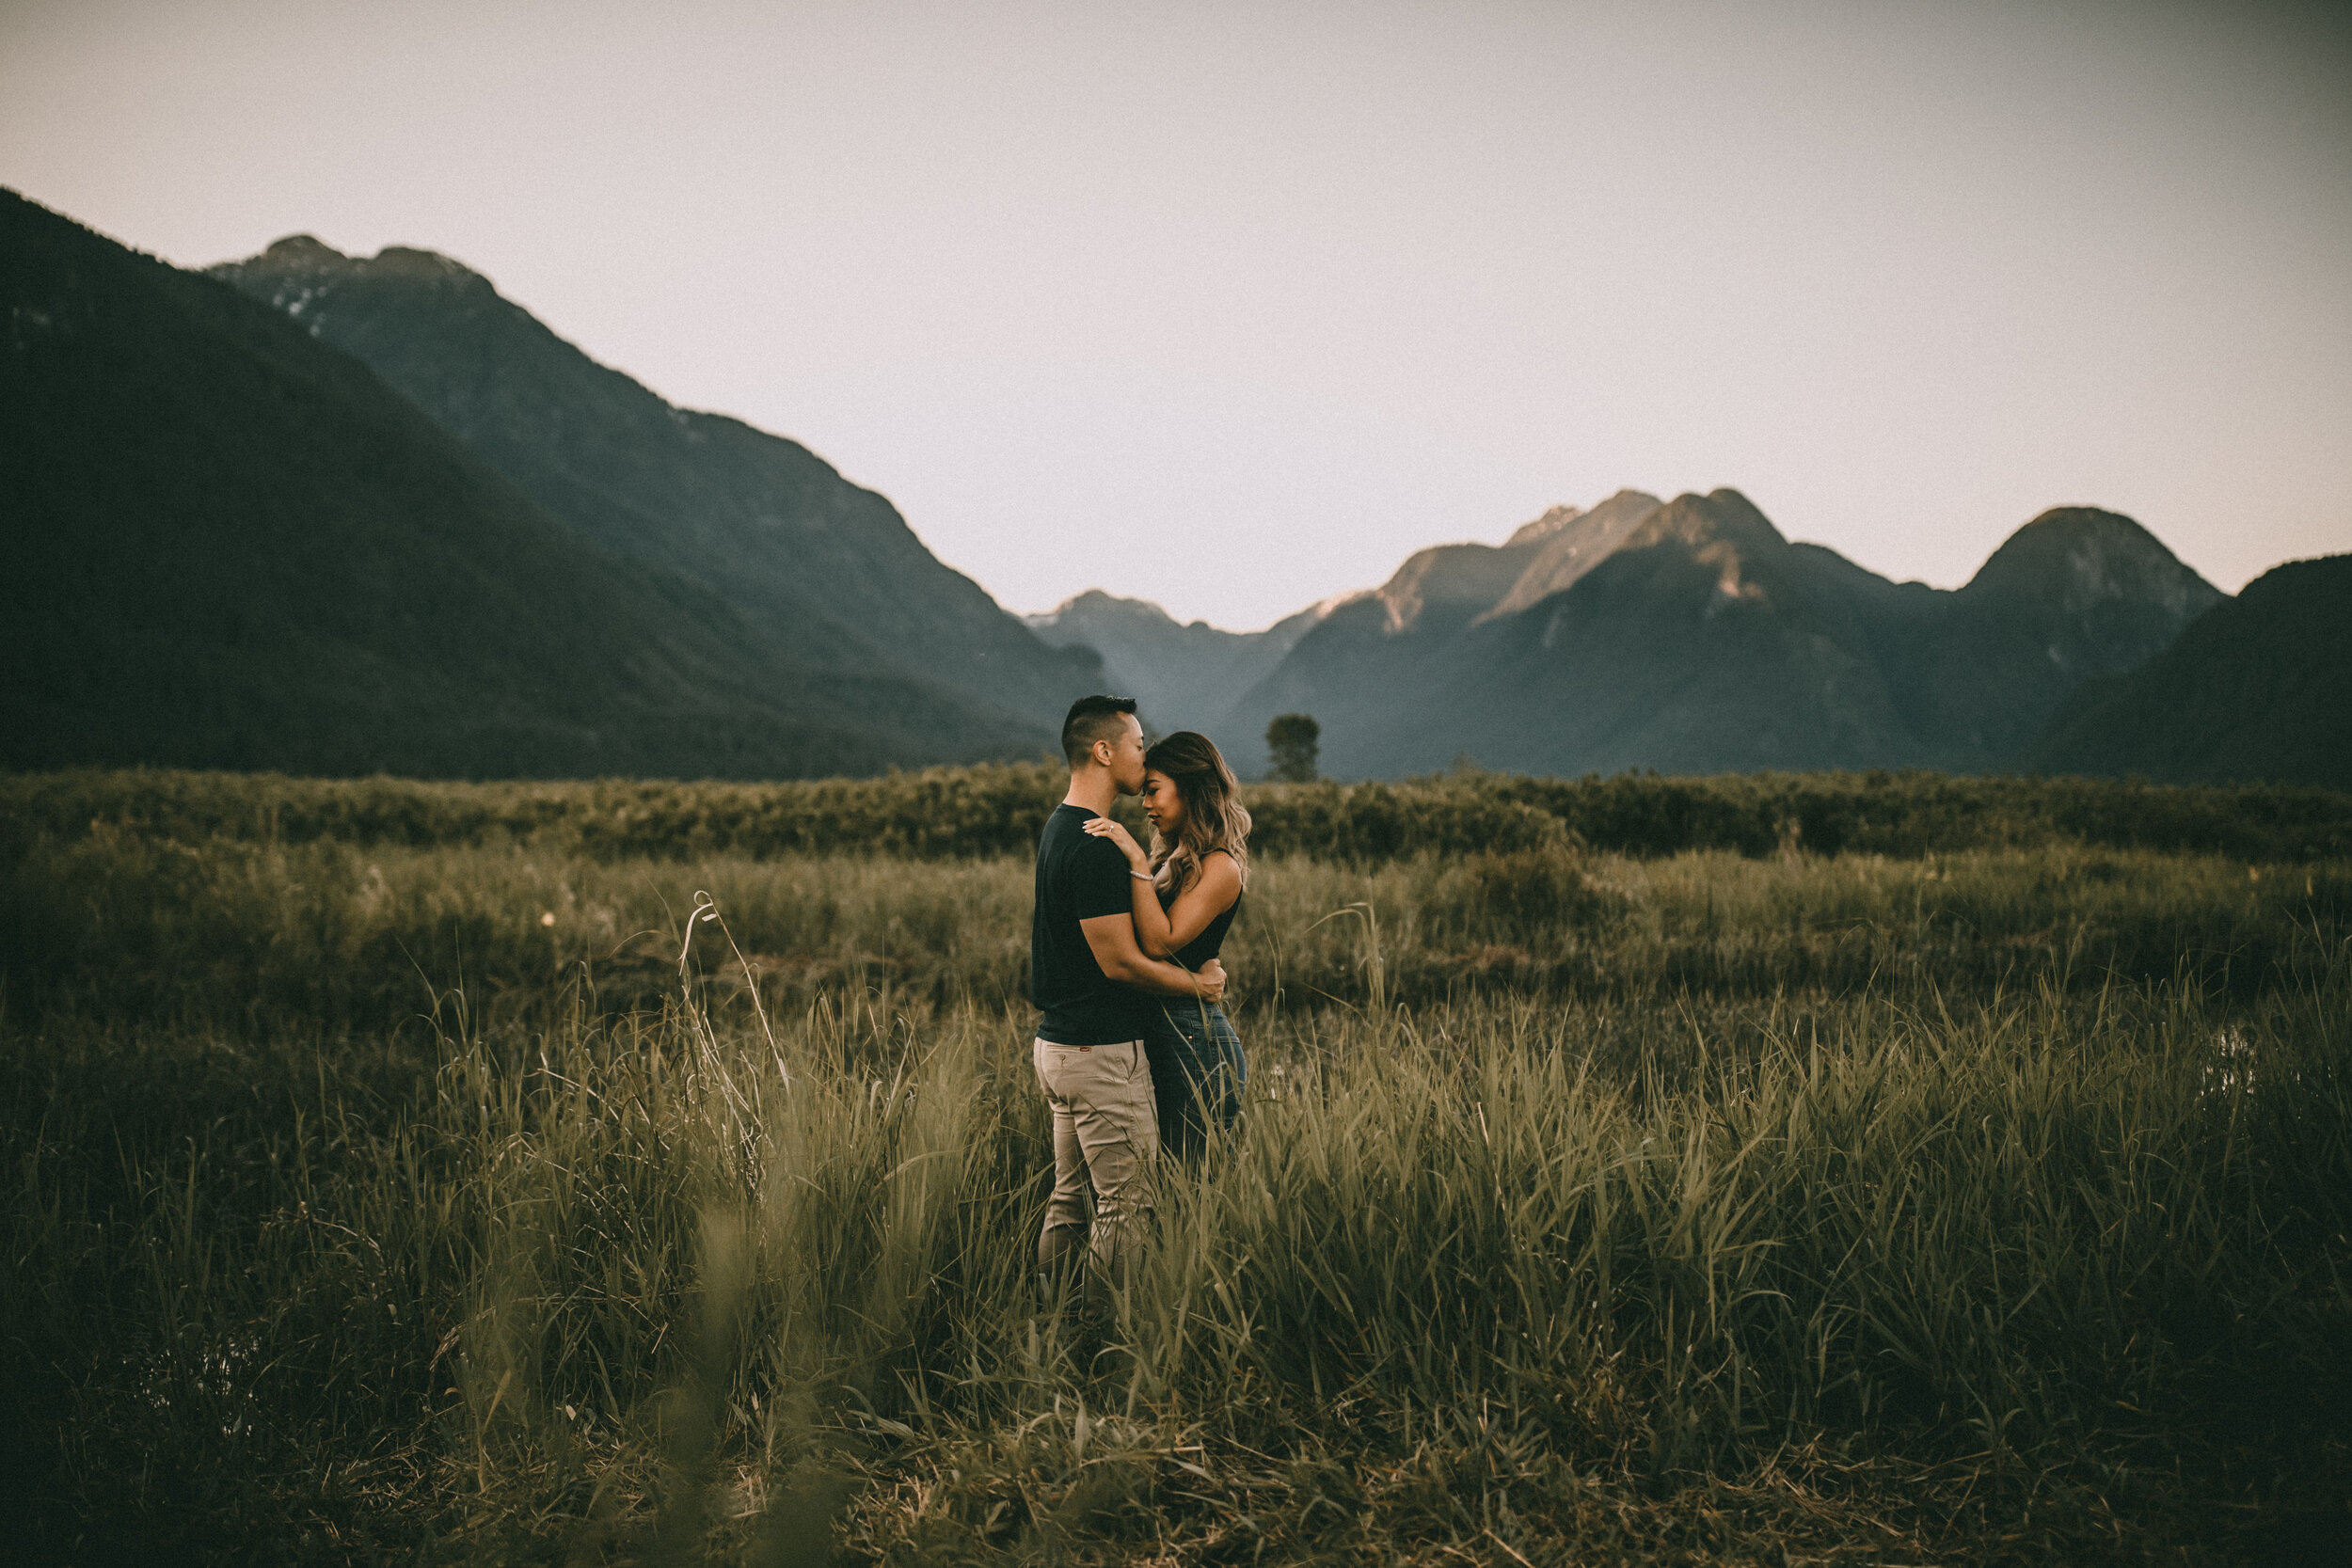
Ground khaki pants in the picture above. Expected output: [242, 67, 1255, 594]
[1033, 1037, 1158, 1276]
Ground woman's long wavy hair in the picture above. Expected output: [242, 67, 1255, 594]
[1144, 731, 1251, 897]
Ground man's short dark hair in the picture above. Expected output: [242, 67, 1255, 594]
[1062, 695, 1139, 767]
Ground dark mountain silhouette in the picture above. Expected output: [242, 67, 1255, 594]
[2029, 554, 2352, 790]
[1023, 591, 1327, 733]
[4, 188, 2274, 787]
[1216, 490, 2223, 779]
[1890, 507, 2230, 762]
[211, 235, 1096, 727]
[0, 189, 1045, 778]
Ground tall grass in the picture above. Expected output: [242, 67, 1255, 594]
[8, 828, 2344, 1028]
[5, 808, 2350, 1560]
[8, 939, 2346, 1560]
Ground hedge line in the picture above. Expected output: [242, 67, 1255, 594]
[5, 764, 2346, 863]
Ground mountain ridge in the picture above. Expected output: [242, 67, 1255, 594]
[0, 189, 1047, 778]
[2029, 554, 2352, 789]
[7, 190, 2308, 788]
[1292, 491, 2217, 777]
[211, 233, 1097, 727]
[1043, 487, 2225, 780]
[1023, 591, 1325, 733]
[1483, 490, 1666, 622]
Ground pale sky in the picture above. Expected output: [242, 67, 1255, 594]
[7, 0, 2348, 630]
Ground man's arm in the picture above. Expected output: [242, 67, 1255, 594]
[1081, 913, 1226, 1002]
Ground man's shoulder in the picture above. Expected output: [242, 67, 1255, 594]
[1042, 805, 1108, 840]
[1043, 815, 1127, 893]
[1040, 807, 1107, 861]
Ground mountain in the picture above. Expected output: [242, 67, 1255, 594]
[1225, 489, 1911, 776]
[1889, 507, 2230, 762]
[2028, 554, 2352, 789]
[0, 189, 1045, 778]
[1024, 592, 1327, 732]
[1204, 490, 1665, 765]
[1480, 489, 1667, 621]
[1216, 489, 2222, 779]
[4, 188, 2259, 786]
[210, 235, 1097, 728]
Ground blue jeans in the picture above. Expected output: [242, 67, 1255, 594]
[1143, 998, 1246, 1162]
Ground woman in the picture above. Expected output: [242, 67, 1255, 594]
[1082, 730, 1249, 1161]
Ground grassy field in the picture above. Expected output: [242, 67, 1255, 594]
[5, 768, 2350, 1564]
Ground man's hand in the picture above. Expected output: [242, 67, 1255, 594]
[1195, 959, 1227, 1004]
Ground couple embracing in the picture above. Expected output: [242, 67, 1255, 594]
[1030, 694, 1250, 1277]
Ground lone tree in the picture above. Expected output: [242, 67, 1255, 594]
[1264, 713, 1321, 783]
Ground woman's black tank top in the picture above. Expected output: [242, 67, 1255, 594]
[1159, 850, 1241, 972]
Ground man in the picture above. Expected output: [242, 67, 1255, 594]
[1031, 694, 1226, 1278]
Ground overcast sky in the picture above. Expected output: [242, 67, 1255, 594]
[7, 0, 2348, 629]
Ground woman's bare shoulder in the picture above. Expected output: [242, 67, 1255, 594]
[1195, 848, 1244, 898]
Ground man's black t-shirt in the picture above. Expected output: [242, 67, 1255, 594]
[1032, 803, 1155, 1045]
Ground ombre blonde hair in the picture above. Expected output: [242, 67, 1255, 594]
[1143, 731, 1251, 897]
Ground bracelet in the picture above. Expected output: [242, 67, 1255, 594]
[1130, 870, 1153, 882]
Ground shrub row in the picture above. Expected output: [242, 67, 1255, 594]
[1485, 768, 2352, 861]
[4, 764, 2346, 863]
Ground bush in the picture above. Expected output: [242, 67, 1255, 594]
[1427, 846, 1631, 946]
[5, 765, 2347, 866]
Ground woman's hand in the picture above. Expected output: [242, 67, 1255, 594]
[1082, 816, 1150, 870]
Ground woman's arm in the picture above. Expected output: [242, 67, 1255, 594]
[1083, 819, 1240, 958]
[1155, 852, 1241, 956]
[1082, 817, 1181, 954]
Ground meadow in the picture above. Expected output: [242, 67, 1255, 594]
[4, 768, 2349, 1564]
